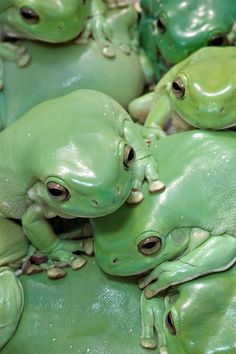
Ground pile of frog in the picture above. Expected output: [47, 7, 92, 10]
[0, 1, 236, 353]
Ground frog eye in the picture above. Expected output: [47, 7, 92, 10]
[46, 182, 70, 201]
[123, 144, 135, 168]
[156, 15, 167, 33]
[165, 311, 177, 335]
[207, 33, 227, 46]
[20, 7, 40, 24]
[138, 236, 161, 255]
[171, 78, 185, 99]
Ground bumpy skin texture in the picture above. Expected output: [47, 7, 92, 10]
[139, 0, 236, 80]
[130, 47, 236, 137]
[93, 130, 236, 351]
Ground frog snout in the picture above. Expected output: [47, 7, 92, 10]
[197, 103, 225, 115]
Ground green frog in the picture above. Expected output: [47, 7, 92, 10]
[0, 87, 163, 349]
[139, 0, 236, 80]
[129, 47, 236, 138]
[92, 129, 236, 351]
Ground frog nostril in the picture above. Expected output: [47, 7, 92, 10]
[220, 107, 225, 113]
[91, 200, 99, 207]
[112, 258, 119, 264]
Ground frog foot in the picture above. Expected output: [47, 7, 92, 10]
[48, 239, 92, 270]
[0, 42, 30, 67]
[0, 268, 24, 349]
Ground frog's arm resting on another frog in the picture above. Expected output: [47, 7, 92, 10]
[139, 228, 236, 298]
[128, 57, 189, 139]
[78, 0, 139, 58]
[121, 114, 165, 203]
[21, 204, 92, 267]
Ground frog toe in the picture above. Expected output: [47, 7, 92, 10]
[140, 337, 157, 349]
[71, 256, 87, 270]
[83, 238, 94, 256]
[149, 180, 165, 192]
[160, 346, 169, 354]
[126, 190, 144, 204]
[0, 268, 24, 349]
[102, 44, 116, 58]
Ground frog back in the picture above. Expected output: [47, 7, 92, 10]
[93, 130, 236, 245]
[152, 130, 236, 235]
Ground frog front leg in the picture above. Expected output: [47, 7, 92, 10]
[22, 203, 91, 269]
[141, 233, 236, 298]
[143, 93, 171, 140]
[0, 42, 30, 89]
[123, 119, 165, 203]
[141, 292, 168, 353]
[78, 0, 116, 58]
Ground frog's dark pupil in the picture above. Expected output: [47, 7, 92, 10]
[166, 311, 176, 335]
[20, 7, 40, 23]
[172, 81, 182, 92]
[156, 17, 166, 33]
[49, 188, 63, 197]
[127, 148, 135, 162]
[143, 241, 157, 249]
[208, 35, 224, 46]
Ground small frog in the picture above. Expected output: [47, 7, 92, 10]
[139, 0, 236, 80]
[93, 130, 236, 351]
[129, 47, 236, 138]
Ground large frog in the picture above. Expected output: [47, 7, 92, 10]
[130, 47, 236, 137]
[0, 88, 162, 259]
[92, 130, 236, 351]
[139, 0, 236, 80]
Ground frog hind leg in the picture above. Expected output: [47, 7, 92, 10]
[0, 267, 24, 349]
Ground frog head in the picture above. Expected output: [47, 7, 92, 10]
[93, 183, 189, 275]
[23, 90, 135, 218]
[140, 0, 236, 68]
[2, 0, 90, 42]
[169, 47, 236, 129]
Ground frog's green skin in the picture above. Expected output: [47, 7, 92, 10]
[0, 38, 145, 129]
[0, 0, 90, 80]
[141, 265, 236, 353]
[139, 0, 236, 80]
[80, 0, 139, 58]
[130, 47, 236, 138]
[93, 130, 236, 351]
[0, 218, 28, 349]
[0, 0, 138, 83]
[0, 89, 161, 264]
